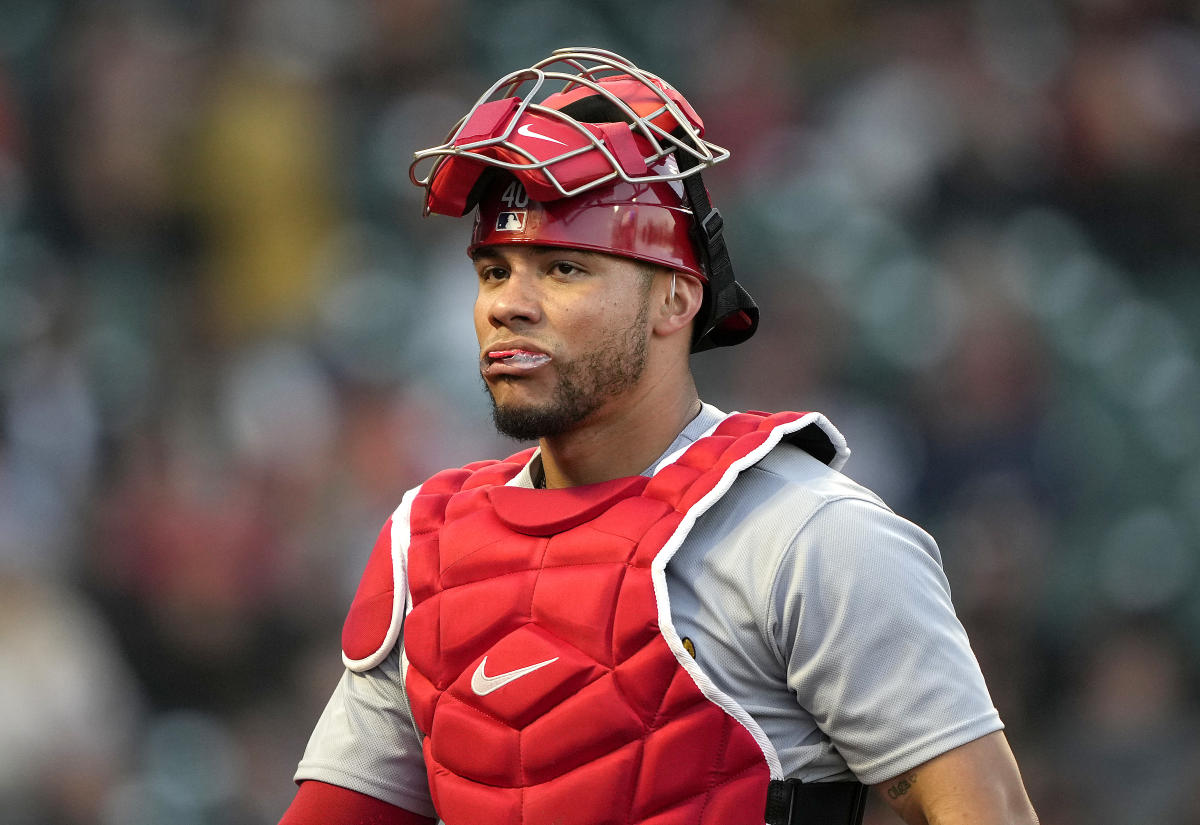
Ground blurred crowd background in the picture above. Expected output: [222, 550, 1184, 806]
[1, 0, 1198, 823]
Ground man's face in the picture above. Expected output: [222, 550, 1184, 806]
[472, 244, 655, 441]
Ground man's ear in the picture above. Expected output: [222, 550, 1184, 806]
[653, 272, 704, 338]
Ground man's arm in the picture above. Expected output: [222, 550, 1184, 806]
[289, 645, 438, 820]
[279, 781, 436, 825]
[876, 731, 1038, 825]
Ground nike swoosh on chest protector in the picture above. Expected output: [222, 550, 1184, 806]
[470, 655, 559, 696]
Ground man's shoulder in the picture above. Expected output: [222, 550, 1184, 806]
[684, 440, 900, 571]
[735, 441, 891, 518]
[689, 442, 942, 594]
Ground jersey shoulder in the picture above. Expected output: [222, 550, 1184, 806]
[708, 440, 942, 574]
[741, 440, 892, 519]
[688, 441, 906, 579]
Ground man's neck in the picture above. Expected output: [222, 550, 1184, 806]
[538, 383, 702, 489]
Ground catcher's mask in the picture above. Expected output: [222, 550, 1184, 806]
[409, 47, 757, 352]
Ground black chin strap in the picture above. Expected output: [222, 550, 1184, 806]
[675, 157, 759, 353]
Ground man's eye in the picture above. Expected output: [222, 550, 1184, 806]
[479, 266, 507, 282]
[552, 262, 581, 276]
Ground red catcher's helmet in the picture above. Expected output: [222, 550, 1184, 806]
[409, 47, 758, 352]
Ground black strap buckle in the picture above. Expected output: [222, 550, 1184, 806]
[700, 207, 724, 242]
[765, 779, 868, 825]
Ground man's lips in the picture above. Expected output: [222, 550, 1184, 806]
[482, 348, 553, 374]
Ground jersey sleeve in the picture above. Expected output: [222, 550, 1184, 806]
[294, 644, 436, 818]
[772, 495, 1003, 786]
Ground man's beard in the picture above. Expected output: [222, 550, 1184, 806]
[485, 303, 649, 441]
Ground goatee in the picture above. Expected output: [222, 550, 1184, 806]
[485, 304, 649, 441]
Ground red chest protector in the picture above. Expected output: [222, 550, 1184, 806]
[342, 411, 849, 825]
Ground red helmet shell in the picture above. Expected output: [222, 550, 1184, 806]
[469, 174, 706, 281]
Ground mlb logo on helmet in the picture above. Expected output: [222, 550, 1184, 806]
[496, 211, 526, 231]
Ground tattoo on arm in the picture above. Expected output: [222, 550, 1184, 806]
[886, 773, 918, 801]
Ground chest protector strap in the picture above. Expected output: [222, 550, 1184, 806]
[766, 778, 868, 825]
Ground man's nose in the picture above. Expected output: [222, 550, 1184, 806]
[486, 271, 543, 328]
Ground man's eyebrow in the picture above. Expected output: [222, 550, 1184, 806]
[470, 245, 501, 263]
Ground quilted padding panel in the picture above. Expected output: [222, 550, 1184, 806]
[519, 672, 647, 783]
[341, 518, 396, 663]
[531, 563, 627, 666]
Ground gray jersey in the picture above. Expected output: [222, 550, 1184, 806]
[295, 405, 1001, 816]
